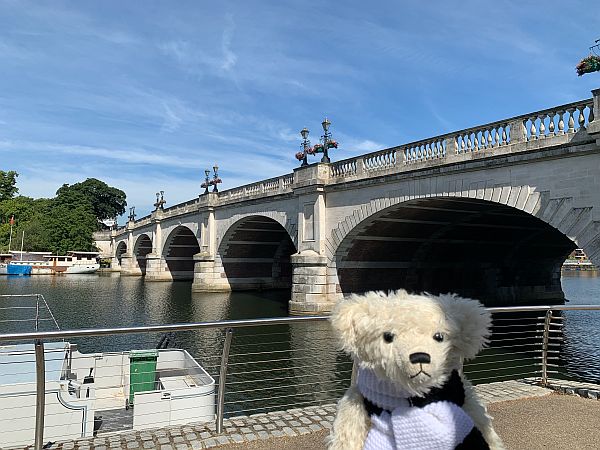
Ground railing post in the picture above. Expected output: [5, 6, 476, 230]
[34, 339, 45, 450]
[509, 119, 526, 144]
[541, 309, 552, 387]
[216, 328, 234, 434]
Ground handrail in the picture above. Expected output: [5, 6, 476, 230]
[0, 303, 597, 445]
[0, 304, 598, 342]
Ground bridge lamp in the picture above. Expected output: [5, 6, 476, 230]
[322, 118, 331, 133]
[297, 128, 311, 167]
[202, 169, 210, 195]
[212, 165, 222, 193]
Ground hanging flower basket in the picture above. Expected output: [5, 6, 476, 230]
[295, 151, 305, 161]
[576, 55, 600, 76]
[312, 143, 324, 153]
[327, 140, 338, 149]
[306, 146, 316, 155]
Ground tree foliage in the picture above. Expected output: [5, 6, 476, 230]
[0, 174, 126, 254]
[56, 178, 127, 221]
[0, 170, 19, 201]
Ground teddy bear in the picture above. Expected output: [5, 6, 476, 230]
[328, 290, 505, 450]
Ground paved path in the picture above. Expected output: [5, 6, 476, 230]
[15, 378, 599, 449]
[489, 394, 600, 450]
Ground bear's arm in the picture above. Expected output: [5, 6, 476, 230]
[327, 385, 370, 450]
[461, 376, 506, 450]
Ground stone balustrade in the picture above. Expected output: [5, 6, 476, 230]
[330, 97, 594, 181]
[217, 173, 294, 205]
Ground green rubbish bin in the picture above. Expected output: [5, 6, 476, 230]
[128, 349, 158, 407]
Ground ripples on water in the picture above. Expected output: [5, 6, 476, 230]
[561, 272, 600, 383]
[1, 272, 600, 412]
[0, 274, 348, 415]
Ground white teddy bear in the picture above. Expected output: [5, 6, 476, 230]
[328, 290, 505, 450]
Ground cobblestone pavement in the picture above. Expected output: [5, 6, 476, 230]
[14, 379, 598, 450]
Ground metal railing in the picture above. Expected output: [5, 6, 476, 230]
[0, 303, 598, 449]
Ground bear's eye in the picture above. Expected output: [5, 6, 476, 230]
[433, 332, 444, 342]
[383, 332, 395, 343]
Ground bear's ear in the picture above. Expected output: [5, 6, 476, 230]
[436, 294, 491, 360]
[329, 293, 374, 355]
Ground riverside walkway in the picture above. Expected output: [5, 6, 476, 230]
[25, 378, 600, 450]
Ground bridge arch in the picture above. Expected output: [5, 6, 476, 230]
[133, 234, 153, 275]
[330, 188, 580, 306]
[218, 215, 297, 291]
[162, 226, 201, 280]
[115, 241, 127, 265]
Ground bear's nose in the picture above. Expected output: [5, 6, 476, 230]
[409, 352, 431, 364]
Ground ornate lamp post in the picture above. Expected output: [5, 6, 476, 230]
[295, 118, 338, 165]
[201, 166, 222, 193]
[154, 191, 166, 210]
[317, 117, 338, 163]
[212, 165, 222, 192]
[128, 206, 136, 222]
[295, 127, 312, 167]
[201, 169, 211, 195]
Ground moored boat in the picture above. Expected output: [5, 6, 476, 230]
[1, 251, 101, 275]
[0, 294, 216, 447]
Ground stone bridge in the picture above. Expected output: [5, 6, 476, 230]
[95, 89, 600, 314]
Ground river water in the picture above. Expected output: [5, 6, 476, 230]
[0, 272, 599, 415]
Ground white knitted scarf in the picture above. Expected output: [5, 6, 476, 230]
[357, 367, 475, 450]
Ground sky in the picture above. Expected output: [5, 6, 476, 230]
[1, 0, 599, 220]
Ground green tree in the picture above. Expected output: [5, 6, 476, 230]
[0, 176, 126, 253]
[0, 170, 18, 201]
[56, 178, 126, 223]
[43, 203, 98, 254]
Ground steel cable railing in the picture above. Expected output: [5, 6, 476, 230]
[0, 303, 599, 449]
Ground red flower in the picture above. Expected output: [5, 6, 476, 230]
[306, 146, 316, 155]
[295, 151, 305, 160]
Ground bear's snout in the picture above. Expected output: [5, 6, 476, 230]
[409, 352, 431, 364]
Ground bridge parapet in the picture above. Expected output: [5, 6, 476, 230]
[218, 173, 294, 205]
[162, 198, 200, 217]
[329, 97, 595, 183]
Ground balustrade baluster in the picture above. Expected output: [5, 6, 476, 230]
[578, 108, 586, 130]
[548, 113, 555, 136]
[494, 128, 500, 147]
[529, 119, 537, 140]
[539, 115, 546, 139]
[567, 108, 575, 133]
[558, 111, 565, 134]
[502, 127, 508, 145]
[487, 129, 493, 148]
[466, 133, 472, 152]
[589, 106, 595, 124]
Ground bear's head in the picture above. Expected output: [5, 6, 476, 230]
[331, 290, 491, 396]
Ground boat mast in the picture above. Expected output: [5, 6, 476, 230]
[8, 216, 13, 252]
[20, 231, 24, 260]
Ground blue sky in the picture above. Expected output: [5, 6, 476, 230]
[1, 0, 599, 219]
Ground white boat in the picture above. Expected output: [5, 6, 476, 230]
[0, 343, 216, 447]
[0, 294, 216, 447]
[3, 251, 101, 275]
[0, 253, 11, 275]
